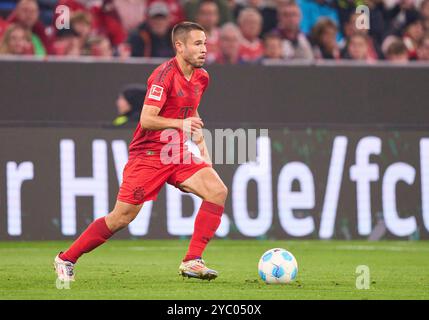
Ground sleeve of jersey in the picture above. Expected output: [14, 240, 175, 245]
[144, 69, 171, 108]
[202, 71, 210, 94]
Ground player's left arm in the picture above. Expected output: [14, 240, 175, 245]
[193, 110, 212, 165]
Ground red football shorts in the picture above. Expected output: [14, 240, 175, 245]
[117, 149, 211, 205]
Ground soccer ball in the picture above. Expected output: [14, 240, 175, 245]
[258, 248, 298, 284]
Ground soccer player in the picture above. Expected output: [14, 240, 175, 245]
[54, 22, 228, 282]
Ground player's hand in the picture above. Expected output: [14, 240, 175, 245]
[182, 117, 204, 135]
[191, 129, 212, 165]
[191, 128, 204, 144]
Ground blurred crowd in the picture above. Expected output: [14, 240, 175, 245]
[0, 0, 428, 63]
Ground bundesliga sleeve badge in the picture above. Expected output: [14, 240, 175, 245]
[148, 84, 164, 101]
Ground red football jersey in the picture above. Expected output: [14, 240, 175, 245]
[128, 57, 210, 159]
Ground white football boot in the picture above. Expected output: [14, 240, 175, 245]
[53, 253, 75, 282]
[179, 258, 218, 280]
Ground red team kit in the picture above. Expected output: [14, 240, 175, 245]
[118, 57, 212, 204]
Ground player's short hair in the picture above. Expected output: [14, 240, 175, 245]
[171, 21, 206, 47]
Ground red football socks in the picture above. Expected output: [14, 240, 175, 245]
[60, 217, 113, 264]
[184, 201, 224, 262]
[59, 202, 223, 264]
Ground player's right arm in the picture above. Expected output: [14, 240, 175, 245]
[140, 105, 204, 133]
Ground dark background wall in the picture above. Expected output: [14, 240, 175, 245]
[1, 60, 428, 125]
[1, 60, 429, 240]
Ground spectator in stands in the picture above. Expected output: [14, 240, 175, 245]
[70, 11, 93, 55]
[113, 83, 147, 127]
[311, 18, 340, 59]
[55, 0, 88, 15]
[53, 0, 90, 37]
[333, 0, 359, 33]
[227, 0, 242, 21]
[384, 38, 409, 62]
[195, 0, 221, 64]
[215, 22, 245, 64]
[232, 0, 278, 36]
[0, 24, 32, 55]
[342, 33, 373, 61]
[276, 0, 314, 60]
[57, 1, 123, 48]
[147, 0, 185, 26]
[88, 35, 114, 57]
[237, 7, 264, 63]
[91, 0, 128, 47]
[421, 0, 429, 31]
[185, 0, 232, 25]
[7, 0, 53, 56]
[52, 28, 81, 56]
[402, 15, 424, 59]
[298, 0, 341, 36]
[385, 0, 420, 37]
[364, 0, 386, 47]
[253, 0, 278, 35]
[417, 33, 429, 60]
[0, 17, 8, 38]
[336, 0, 385, 46]
[127, 1, 174, 57]
[261, 31, 285, 61]
[113, 0, 147, 32]
[343, 13, 380, 60]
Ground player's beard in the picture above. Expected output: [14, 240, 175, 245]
[185, 54, 205, 69]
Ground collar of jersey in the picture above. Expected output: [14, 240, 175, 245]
[173, 57, 195, 82]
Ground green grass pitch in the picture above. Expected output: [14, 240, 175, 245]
[0, 240, 428, 300]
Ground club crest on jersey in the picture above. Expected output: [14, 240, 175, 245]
[133, 186, 145, 202]
[148, 85, 164, 101]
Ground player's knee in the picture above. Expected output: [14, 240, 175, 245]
[209, 182, 228, 204]
[221, 183, 228, 199]
[117, 212, 136, 229]
[108, 209, 137, 231]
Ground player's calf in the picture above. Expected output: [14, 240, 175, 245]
[54, 201, 142, 278]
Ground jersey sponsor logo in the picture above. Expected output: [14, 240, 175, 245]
[148, 85, 164, 101]
[180, 106, 193, 119]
